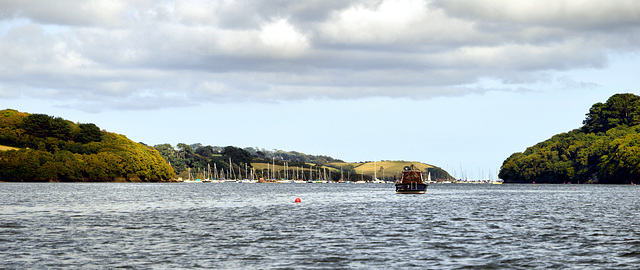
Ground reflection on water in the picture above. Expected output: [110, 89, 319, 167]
[1, 183, 639, 269]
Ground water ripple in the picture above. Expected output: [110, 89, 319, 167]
[1, 183, 639, 269]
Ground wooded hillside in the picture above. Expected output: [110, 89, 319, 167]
[499, 93, 640, 184]
[0, 109, 175, 182]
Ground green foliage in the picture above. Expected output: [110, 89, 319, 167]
[155, 143, 211, 176]
[176, 143, 193, 154]
[222, 146, 253, 167]
[195, 145, 215, 157]
[500, 93, 640, 184]
[76, 123, 102, 143]
[22, 114, 73, 140]
[582, 93, 640, 133]
[21, 114, 55, 138]
[243, 147, 344, 165]
[0, 109, 175, 182]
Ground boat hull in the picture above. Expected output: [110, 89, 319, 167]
[395, 183, 428, 194]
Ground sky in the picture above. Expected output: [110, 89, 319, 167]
[1, 0, 640, 179]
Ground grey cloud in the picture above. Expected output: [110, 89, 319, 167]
[212, 0, 354, 29]
[0, 0, 639, 112]
[0, 0, 127, 27]
[429, 0, 640, 30]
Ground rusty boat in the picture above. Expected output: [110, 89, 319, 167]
[395, 165, 428, 194]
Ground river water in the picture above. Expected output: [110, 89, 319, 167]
[1, 183, 639, 269]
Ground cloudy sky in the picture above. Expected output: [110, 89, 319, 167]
[2, 0, 639, 179]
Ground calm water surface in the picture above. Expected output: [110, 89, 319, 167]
[1, 183, 639, 269]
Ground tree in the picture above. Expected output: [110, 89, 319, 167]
[222, 146, 253, 167]
[177, 143, 193, 154]
[22, 114, 54, 138]
[21, 114, 73, 141]
[50, 117, 73, 140]
[195, 145, 216, 158]
[583, 93, 640, 133]
[76, 123, 103, 143]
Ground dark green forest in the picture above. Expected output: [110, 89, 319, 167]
[0, 109, 175, 182]
[499, 93, 640, 184]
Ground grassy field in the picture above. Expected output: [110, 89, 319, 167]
[0, 145, 19, 151]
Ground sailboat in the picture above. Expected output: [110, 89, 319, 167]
[211, 164, 221, 183]
[183, 168, 201, 183]
[201, 164, 212, 183]
[492, 170, 503, 184]
[355, 168, 366, 184]
[427, 172, 436, 184]
[371, 161, 385, 183]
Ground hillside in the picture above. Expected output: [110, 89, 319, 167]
[328, 160, 451, 181]
[499, 93, 640, 184]
[154, 142, 453, 181]
[0, 109, 175, 182]
[340, 161, 433, 174]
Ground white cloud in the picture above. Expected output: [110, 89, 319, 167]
[0, 0, 639, 111]
[320, 0, 427, 44]
[259, 19, 309, 58]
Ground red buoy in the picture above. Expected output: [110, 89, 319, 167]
[294, 198, 301, 203]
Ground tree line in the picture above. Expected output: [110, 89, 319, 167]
[499, 93, 640, 184]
